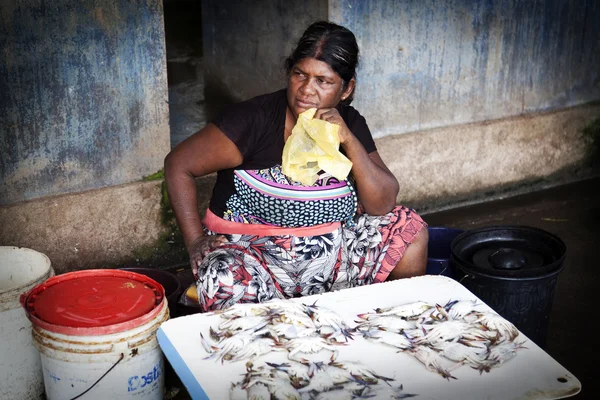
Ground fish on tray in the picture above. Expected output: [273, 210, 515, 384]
[196, 299, 526, 399]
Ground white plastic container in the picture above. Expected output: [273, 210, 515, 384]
[21, 269, 169, 400]
[0, 246, 54, 400]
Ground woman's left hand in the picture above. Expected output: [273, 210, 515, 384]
[314, 108, 353, 144]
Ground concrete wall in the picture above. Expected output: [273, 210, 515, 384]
[0, 0, 170, 206]
[330, 0, 600, 138]
[0, 1, 170, 271]
[0, 181, 165, 274]
[377, 103, 600, 212]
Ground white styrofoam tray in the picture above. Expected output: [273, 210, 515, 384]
[157, 275, 581, 399]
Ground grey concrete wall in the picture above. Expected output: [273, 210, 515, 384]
[0, 0, 170, 206]
[0, 180, 166, 274]
[330, 0, 600, 137]
[377, 103, 600, 213]
[201, 0, 328, 119]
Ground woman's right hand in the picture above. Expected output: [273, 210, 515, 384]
[188, 235, 227, 280]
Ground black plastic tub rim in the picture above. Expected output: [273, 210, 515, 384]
[450, 224, 567, 280]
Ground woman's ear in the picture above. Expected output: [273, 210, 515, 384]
[342, 78, 356, 101]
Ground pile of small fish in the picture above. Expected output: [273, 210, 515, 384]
[355, 299, 527, 380]
[200, 301, 413, 399]
[200, 301, 353, 363]
[229, 359, 415, 400]
[198, 299, 526, 398]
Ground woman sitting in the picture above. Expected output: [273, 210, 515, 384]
[164, 21, 429, 312]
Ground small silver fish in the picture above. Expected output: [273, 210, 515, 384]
[369, 301, 433, 319]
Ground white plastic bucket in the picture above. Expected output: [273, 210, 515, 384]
[21, 269, 169, 400]
[0, 246, 54, 400]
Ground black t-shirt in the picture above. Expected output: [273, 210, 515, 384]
[209, 89, 376, 217]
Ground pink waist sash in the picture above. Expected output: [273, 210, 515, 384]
[203, 209, 340, 237]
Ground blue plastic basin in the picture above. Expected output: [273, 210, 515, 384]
[426, 226, 464, 278]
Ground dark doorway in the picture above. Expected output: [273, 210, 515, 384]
[163, 0, 206, 149]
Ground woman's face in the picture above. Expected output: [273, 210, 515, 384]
[286, 57, 354, 119]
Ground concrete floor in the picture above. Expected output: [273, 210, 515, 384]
[162, 176, 598, 400]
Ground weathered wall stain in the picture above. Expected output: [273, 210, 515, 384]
[330, 0, 600, 137]
[0, 0, 170, 206]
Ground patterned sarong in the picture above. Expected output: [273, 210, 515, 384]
[195, 205, 427, 312]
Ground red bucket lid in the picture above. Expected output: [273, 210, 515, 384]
[21, 269, 165, 336]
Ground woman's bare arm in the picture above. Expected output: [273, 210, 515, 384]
[164, 123, 243, 252]
[341, 138, 399, 215]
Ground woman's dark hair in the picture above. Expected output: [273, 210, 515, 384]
[285, 21, 359, 105]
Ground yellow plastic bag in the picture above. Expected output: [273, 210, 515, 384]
[282, 108, 353, 185]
